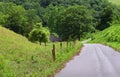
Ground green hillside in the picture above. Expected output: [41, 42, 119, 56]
[91, 24, 120, 51]
[0, 26, 81, 77]
[109, 0, 120, 5]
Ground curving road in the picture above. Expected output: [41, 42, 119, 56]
[55, 44, 120, 77]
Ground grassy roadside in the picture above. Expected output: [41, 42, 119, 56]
[0, 26, 82, 77]
[109, 0, 120, 5]
[90, 41, 120, 52]
[90, 24, 120, 51]
[105, 42, 120, 51]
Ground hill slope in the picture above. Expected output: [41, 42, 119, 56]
[92, 24, 120, 51]
[109, 0, 120, 5]
[0, 26, 53, 77]
[0, 26, 81, 77]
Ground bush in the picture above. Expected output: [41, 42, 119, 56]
[29, 23, 50, 45]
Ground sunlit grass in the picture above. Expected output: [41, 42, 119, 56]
[109, 0, 120, 5]
[91, 24, 120, 51]
[0, 26, 82, 77]
[106, 42, 120, 51]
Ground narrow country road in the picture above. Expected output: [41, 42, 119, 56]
[55, 44, 120, 77]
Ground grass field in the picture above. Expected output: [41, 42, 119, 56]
[0, 26, 82, 77]
[109, 0, 120, 5]
[91, 24, 120, 51]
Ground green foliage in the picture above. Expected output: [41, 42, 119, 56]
[34, 23, 43, 29]
[0, 26, 82, 77]
[96, 4, 120, 30]
[91, 24, 120, 52]
[57, 5, 94, 41]
[0, 2, 26, 33]
[92, 24, 120, 42]
[0, 0, 115, 37]
[51, 32, 59, 38]
[109, 0, 120, 5]
[48, 6, 58, 32]
[106, 42, 120, 51]
[29, 23, 50, 44]
[48, 6, 66, 33]
[0, 2, 41, 36]
[24, 9, 41, 36]
[104, 25, 120, 42]
[0, 55, 15, 77]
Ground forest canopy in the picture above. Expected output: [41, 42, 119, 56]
[0, 0, 120, 41]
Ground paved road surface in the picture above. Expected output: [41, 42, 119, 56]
[55, 44, 120, 77]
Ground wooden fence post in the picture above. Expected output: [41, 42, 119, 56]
[74, 40, 76, 47]
[52, 44, 56, 61]
[66, 41, 68, 47]
[60, 42, 62, 49]
[70, 42, 72, 46]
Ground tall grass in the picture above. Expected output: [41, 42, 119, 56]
[0, 26, 82, 77]
[91, 24, 120, 51]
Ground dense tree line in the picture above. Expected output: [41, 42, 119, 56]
[56, 5, 94, 41]
[0, 2, 40, 36]
[0, 0, 120, 42]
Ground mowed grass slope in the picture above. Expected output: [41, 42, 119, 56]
[91, 24, 120, 51]
[0, 26, 82, 77]
[109, 0, 120, 5]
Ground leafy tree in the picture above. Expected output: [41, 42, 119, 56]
[48, 6, 65, 33]
[41, 4, 55, 26]
[0, 2, 27, 34]
[56, 5, 94, 41]
[0, 0, 111, 27]
[0, 3, 26, 34]
[0, 12, 8, 25]
[96, 4, 120, 30]
[39, 0, 51, 7]
[29, 23, 50, 45]
[48, 7, 58, 32]
[0, 2, 41, 36]
[24, 9, 41, 36]
[0, 0, 115, 39]
[5, 6, 26, 34]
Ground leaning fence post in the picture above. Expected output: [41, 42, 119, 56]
[52, 44, 56, 61]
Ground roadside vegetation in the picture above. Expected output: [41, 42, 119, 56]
[0, 0, 119, 40]
[91, 24, 120, 51]
[0, 0, 120, 77]
[109, 0, 120, 5]
[0, 26, 82, 77]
